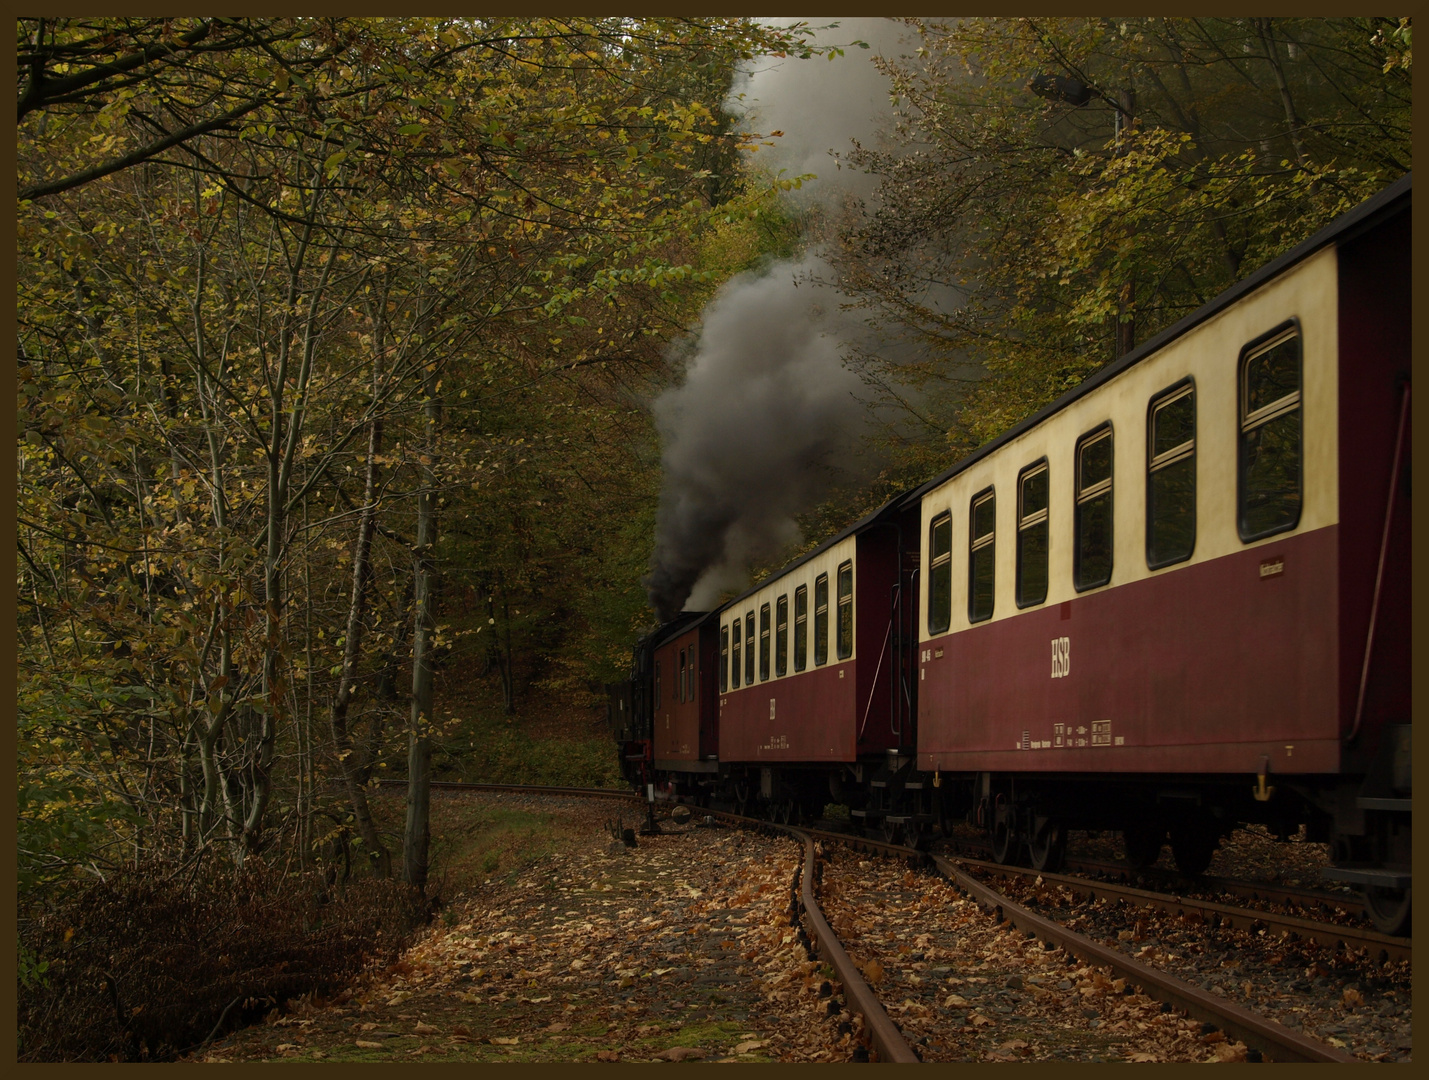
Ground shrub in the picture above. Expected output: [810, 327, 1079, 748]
[18, 858, 425, 1061]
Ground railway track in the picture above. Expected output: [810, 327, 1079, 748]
[939, 833, 1371, 923]
[764, 821, 1397, 1061]
[384, 782, 1403, 1061]
[949, 855, 1410, 966]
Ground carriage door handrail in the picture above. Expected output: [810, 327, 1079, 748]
[1346, 380, 1410, 747]
[857, 616, 893, 741]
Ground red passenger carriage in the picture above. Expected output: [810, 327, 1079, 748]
[615, 174, 1411, 934]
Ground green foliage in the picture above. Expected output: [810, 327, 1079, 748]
[18, 944, 50, 991]
[17, 673, 146, 893]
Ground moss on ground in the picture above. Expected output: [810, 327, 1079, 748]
[432, 703, 624, 790]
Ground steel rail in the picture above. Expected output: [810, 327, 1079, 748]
[392, 782, 919, 1062]
[953, 856, 1410, 965]
[929, 853, 1357, 1064]
[940, 835, 1371, 921]
[1071, 861, 1369, 921]
[784, 827, 921, 1064]
[377, 778, 639, 799]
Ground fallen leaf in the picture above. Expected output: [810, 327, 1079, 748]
[452, 1024, 472, 1037]
[275, 1044, 299, 1052]
[656, 1047, 706, 1061]
[944, 993, 969, 1007]
[969, 1013, 994, 1027]
[491, 1036, 519, 1046]
[355, 1040, 385, 1049]
[596, 1050, 620, 1062]
[415, 1022, 440, 1035]
[862, 958, 885, 985]
[733, 1039, 769, 1054]
[1342, 987, 1364, 1008]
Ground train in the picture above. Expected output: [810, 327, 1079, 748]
[610, 173, 1411, 935]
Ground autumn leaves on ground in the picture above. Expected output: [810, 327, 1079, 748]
[18, 15, 1412, 1063]
[206, 793, 866, 1064]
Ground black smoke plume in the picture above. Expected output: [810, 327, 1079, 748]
[645, 19, 917, 621]
[645, 255, 871, 621]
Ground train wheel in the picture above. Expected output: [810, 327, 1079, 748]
[1122, 822, 1164, 869]
[881, 817, 905, 845]
[1169, 821, 1217, 876]
[1364, 885, 1412, 937]
[733, 778, 753, 817]
[1028, 819, 1066, 873]
[991, 817, 1019, 864]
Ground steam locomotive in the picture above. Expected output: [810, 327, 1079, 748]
[610, 174, 1412, 935]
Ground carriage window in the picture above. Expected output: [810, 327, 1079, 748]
[719, 626, 729, 693]
[1239, 325, 1302, 540]
[1017, 462, 1049, 607]
[655, 659, 662, 709]
[759, 604, 771, 682]
[793, 585, 808, 672]
[969, 489, 996, 622]
[814, 574, 829, 666]
[730, 620, 741, 689]
[928, 512, 953, 634]
[1075, 426, 1114, 590]
[837, 561, 854, 660]
[744, 611, 755, 685]
[775, 595, 789, 677]
[678, 648, 686, 703]
[1148, 382, 1196, 567]
[687, 647, 695, 701]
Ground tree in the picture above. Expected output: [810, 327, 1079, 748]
[17, 16, 828, 891]
[829, 16, 1411, 459]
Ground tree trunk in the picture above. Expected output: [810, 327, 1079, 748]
[330, 410, 393, 877]
[403, 373, 440, 890]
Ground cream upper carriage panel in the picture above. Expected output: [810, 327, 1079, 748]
[917, 244, 1339, 641]
[719, 531, 858, 688]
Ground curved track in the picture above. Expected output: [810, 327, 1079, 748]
[389, 782, 1389, 1062]
[926, 854, 1356, 1063]
[775, 823, 1379, 1062]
